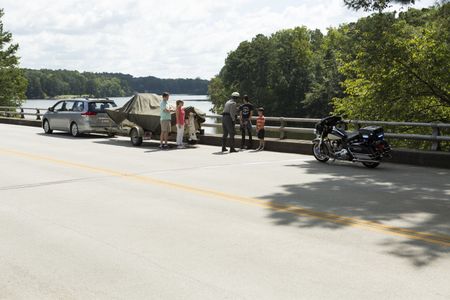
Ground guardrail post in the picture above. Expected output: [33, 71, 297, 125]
[20, 108, 25, 119]
[431, 124, 441, 151]
[36, 109, 41, 120]
[280, 117, 286, 139]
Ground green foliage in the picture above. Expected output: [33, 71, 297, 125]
[343, 0, 416, 12]
[23, 69, 209, 99]
[220, 34, 276, 112]
[303, 29, 345, 117]
[0, 9, 27, 107]
[333, 4, 450, 123]
[208, 76, 231, 112]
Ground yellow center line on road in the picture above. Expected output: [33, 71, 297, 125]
[1, 147, 450, 247]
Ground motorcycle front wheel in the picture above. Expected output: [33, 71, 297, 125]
[312, 143, 329, 163]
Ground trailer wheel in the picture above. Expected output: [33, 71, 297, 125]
[130, 128, 143, 146]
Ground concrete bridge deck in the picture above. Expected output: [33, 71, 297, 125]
[0, 124, 449, 299]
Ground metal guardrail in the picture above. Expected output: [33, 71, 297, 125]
[0, 106, 45, 121]
[203, 114, 450, 151]
[1, 106, 449, 151]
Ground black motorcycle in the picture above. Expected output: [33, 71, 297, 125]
[312, 116, 391, 168]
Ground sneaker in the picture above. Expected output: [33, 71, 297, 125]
[222, 147, 228, 152]
[229, 148, 238, 153]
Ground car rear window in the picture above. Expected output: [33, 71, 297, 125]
[88, 102, 117, 113]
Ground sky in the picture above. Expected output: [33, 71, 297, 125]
[2, 0, 438, 79]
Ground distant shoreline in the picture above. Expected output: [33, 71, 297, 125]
[26, 94, 210, 101]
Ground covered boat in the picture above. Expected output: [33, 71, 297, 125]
[106, 93, 206, 135]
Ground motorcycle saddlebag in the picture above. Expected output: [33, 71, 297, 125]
[349, 142, 377, 160]
[358, 126, 384, 143]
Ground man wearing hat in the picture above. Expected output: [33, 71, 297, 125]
[221, 92, 239, 153]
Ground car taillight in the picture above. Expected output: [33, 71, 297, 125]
[82, 111, 97, 116]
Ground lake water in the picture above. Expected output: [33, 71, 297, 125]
[23, 95, 214, 113]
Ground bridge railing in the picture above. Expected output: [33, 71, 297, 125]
[0, 106, 46, 120]
[202, 114, 450, 151]
[1, 106, 449, 151]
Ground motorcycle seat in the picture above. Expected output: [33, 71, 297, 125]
[346, 131, 360, 141]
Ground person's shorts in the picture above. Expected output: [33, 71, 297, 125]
[160, 120, 171, 133]
[257, 129, 265, 139]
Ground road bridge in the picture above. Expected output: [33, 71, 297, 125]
[0, 124, 449, 299]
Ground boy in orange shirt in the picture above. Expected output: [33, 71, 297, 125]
[256, 107, 265, 151]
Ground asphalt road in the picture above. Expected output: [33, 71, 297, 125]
[1, 124, 449, 299]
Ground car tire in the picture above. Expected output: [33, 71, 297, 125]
[130, 128, 143, 146]
[70, 122, 80, 137]
[43, 119, 53, 134]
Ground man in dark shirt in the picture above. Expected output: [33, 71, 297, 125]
[238, 95, 254, 149]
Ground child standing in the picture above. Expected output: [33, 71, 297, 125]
[160, 92, 172, 149]
[256, 107, 265, 151]
[175, 100, 185, 148]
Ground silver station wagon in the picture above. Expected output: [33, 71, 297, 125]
[42, 99, 118, 136]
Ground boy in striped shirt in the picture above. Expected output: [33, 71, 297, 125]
[256, 107, 265, 151]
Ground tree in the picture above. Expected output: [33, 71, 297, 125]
[303, 29, 345, 117]
[208, 76, 231, 112]
[209, 27, 323, 117]
[333, 4, 450, 123]
[0, 9, 27, 106]
[220, 34, 275, 111]
[343, 0, 416, 12]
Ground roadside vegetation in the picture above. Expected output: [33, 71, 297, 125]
[0, 9, 27, 107]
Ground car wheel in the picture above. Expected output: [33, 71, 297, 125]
[130, 128, 143, 146]
[70, 122, 80, 137]
[43, 119, 53, 134]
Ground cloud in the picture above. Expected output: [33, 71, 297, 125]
[2, 0, 438, 79]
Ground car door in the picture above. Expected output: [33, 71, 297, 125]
[71, 101, 86, 129]
[59, 101, 76, 131]
[48, 101, 65, 130]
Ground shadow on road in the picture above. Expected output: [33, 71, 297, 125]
[37, 132, 109, 140]
[260, 160, 450, 267]
[93, 139, 198, 153]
